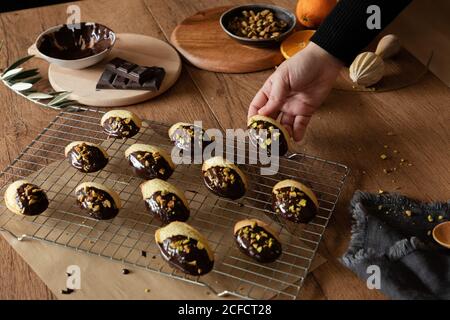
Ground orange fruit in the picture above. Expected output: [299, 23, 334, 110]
[280, 30, 316, 59]
[296, 0, 337, 28]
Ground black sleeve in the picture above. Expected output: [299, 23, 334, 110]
[310, 0, 412, 66]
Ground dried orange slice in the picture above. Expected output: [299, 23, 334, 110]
[280, 30, 316, 59]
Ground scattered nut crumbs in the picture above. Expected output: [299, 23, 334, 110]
[427, 230, 432, 236]
[378, 205, 383, 210]
[404, 210, 412, 217]
[393, 150, 399, 154]
[427, 215, 434, 223]
[438, 215, 444, 221]
[383, 145, 388, 149]
[378, 189, 384, 194]
[380, 154, 388, 160]
[387, 132, 395, 136]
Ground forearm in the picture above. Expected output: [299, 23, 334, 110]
[311, 0, 412, 66]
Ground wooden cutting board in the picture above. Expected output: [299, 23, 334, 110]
[170, 6, 284, 73]
[46, 33, 182, 107]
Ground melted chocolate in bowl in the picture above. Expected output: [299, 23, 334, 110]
[37, 23, 115, 60]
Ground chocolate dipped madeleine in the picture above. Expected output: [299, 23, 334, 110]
[272, 179, 319, 224]
[125, 144, 175, 180]
[100, 110, 142, 139]
[202, 156, 248, 200]
[65, 141, 109, 173]
[5, 180, 48, 216]
[247, 115, 291, 156]
[75, 182, 121, 220]
[234, 219, 282, 263]
[168, 122, 213, 156]
[155, 221, 214, 276]
[140, 179, 190, 224]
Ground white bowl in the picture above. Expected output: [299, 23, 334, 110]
[28, 22, 116, 70]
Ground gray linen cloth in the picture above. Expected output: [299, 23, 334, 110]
[342, 191, 450, 299]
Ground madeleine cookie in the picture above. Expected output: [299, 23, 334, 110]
[247, 115, 291, 156]
[272, 179, 319, 224]
[155, 221, 214, 276]
[168, 122, 213, 156]
[140, 179, 190, 224]
[100, 110, 142, 139]
[234, 219, 282, 263]
[65, 141, 109, 173]
[5, 180, 48, 216]
[125, 144, 175, 180]
[75, 182, 121, 220]
[202, 156, 248, 200]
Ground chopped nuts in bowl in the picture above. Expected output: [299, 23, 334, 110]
[220, 4, 296, 47]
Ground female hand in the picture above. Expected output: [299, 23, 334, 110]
[248, 42, 343, 142]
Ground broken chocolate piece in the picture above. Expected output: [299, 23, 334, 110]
[96, 57, 165, 91]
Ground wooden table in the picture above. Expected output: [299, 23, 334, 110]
[0, 0, 448, 300]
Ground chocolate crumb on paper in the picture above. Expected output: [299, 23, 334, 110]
[61, 288, 74, 295]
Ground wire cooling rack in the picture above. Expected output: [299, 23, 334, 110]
[0, 107, 349, 300]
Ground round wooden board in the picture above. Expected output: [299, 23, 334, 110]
[170, 6, 284, 73]
[48, 33, 182, 107]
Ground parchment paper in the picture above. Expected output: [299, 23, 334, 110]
[2, 231, 325, 300]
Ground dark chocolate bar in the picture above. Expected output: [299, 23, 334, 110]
[96, 57, 165, 91]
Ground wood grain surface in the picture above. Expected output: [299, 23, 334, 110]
[0, 0, 449, 300]
[170, 6, 284, 73]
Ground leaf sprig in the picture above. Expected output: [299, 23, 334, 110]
[1, 54, 80, 110]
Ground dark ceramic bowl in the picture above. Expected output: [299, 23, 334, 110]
[220, 4, 296, 48]
[29, 22, 116, 69]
